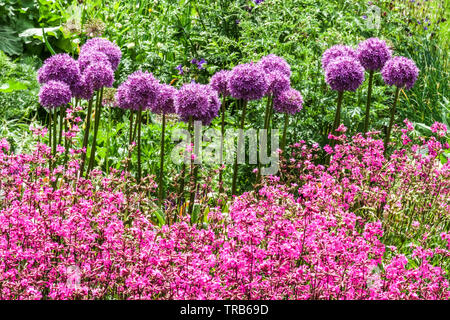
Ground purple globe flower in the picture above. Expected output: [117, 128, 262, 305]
[325, 56, 365, 92]
[126, 70, 160, 110]
[210, 70, 231, 97]
[38, 80, 72, 108]
[71, 75, 94, 100]
[175, 83, 220, 125]
[228, 62, 268, 101]
[273, 88, 303, 114]
[115, 81, 134, 110]
[78, 50, 111, 72]
[150, 83, 177, 114]
[322, 45, 357, 70]
[266, 70, 290, 96]
[80, 38, 122, 70]
[258, 54, 291, 77]
[37, 53, 80, 88]
[84, 61, 114, 91]
[357, 38, 392, 71]
[381, 56, 419, 90]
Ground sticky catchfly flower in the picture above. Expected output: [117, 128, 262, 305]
[381, 56, 419, 90]
[38, 80, 72, 108]
[228, 62, 268, 101]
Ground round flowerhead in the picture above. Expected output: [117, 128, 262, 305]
[150, 83, 177, 114]
[228, 62, 268, 101]
[80, 37, 122, 70]
[266, 70, 290, 96]
[258, 54, 291, 77]
[322, 45, 357, 70]
[78, 50, 111, 72]
[381, 56, 419, 90]
[115, 81, 134, 110]
[39, 80, 72, 108]
[175, 83, 220, 125]
[37, 53, 80, 88]
[210, 70, 231, 97]
[84, 61, 114, 91]
[325, 56, 365, 92]
[126, 70, 160, 110]
[357, 38, 392, 71]
[71, 75, 94, 100]
[273, 88, 303, 114]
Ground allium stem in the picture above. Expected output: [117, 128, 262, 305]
[330, 91, 344, 147]
[384, 86, 401, 156]
[87, 88, 104, 174]
[158, 113, 166, 204]
[176, 120, 193, 219]
[232, 99, 247, 195]
[52, 108, 57, 157]
[281, 112, 289, 151]
[126, 111, 135, 173]
[48, 111, 52, 170]
[58, 106, 64, 146]
[218, 96, 226, 194]
[137, 106, 143, 183]
[264, 94, 272, 130]
[364, 70, 374, 134]
[79, 98, 93, 177]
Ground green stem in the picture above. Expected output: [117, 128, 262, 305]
[364, 70, 374, 134]
[158, 113, 166, 204]
[232, 99, 247, 195]
[137, 106, 143, 183]
[53, 108, 57, 157]
[48, 110, 52, 170]
[281, 113, 289, 151]
[87, 88, 103, 174]
[330, 91, 344, 147]
[79, 98, 93, 176]
[105, 107, 111, 174]
[218, 96, 226, 194]
[176, 120, 193, 218]
[126, 111, 134, 172]
[384, 86, 401, 156]
[58, 106, 64, 146]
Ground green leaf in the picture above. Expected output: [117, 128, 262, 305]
[0, 25, 23, 56]
[18, 26, 60, 39]
[0, 79, 28, 92]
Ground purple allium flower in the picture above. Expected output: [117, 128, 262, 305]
[321, 45, 357, 70]
[210, 70, 231, 97]
[71, 75, 94, 100]
[38, 80, 72, 108]
[266, 70, 290, 96]
[381, 56, 419, 90]
[357, 38, 392, 71]
[150, 84, 177, 114]
[78, 50, 111, 72]
[273, 88, 303, 114]
[127, 70, 160, 110]
[37, 53, 80, 88]
[176, 64, 184, 75]
[258, 54, 291, 77]
[325, 56, 365, 92]
[115, 81, 134, 110]
[84, 61, 114, 91]
[80, 38, 122, 70]
[175, 83, 220, 125]
[228, 62, 268, 100]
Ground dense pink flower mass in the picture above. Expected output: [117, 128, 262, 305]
[228, 62, 269, 100]
[325, 56, 365, 91]
[38, 80, 72, 108]
[0, 120, 448, 300]
[175, 83, 220, 125]
[37, 53, 80, 88]
[322, 45, 357, 70]
[381, 56, 419, 90]
[357, 38, 392, 71]
[80, 38, 122, 71]
[273, 88, 303, 114]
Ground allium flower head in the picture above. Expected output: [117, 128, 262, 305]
[150, 83, 177, 114]
[210, 70, 231, 97]
[80, 38, 122, 70]
[258, 54, 291, 77]
[78, 50, 111, 72]
[175, 83, 220, 125]
[37, 53, 80, 88]
[228, 62, 268, 101]
[266, 70, 290, 95]
[115, 81, 134, 110]
[381, 56, 419, 90]
[273, 88, 303, 114]
[38, 80, 72, 108]
[325, 56, 365, 92]
[322, 45, 357, 70]
[357, 38, 392, 71]
[126, 70, 160, 110]
[71, 75, 94, 100]
[84, 61, 114, 91]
